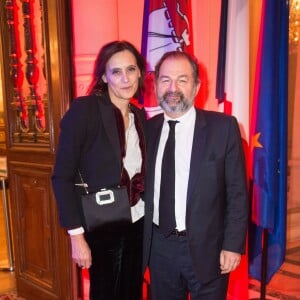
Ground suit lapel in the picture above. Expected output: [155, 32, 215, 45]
[98, 96, 122, 167]
[148, 116, 164, 170]
[187, 110, 207, 202]
[147, 115, 164, 196]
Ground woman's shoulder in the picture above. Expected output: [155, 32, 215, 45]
[61, 95, 100, 127]
[67, 95, 102, 117]
[71, 94, 99, 107]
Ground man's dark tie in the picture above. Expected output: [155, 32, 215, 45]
[159, 120, 178, 237]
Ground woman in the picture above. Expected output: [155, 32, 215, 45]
[52, 40, 146, 300]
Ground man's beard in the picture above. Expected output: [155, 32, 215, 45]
[159, 91, 192, 114]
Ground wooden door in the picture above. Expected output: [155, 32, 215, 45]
[0, 1, 78, 299]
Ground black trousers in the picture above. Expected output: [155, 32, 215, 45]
[85, 218, 144, 300]
[149, 225, 229, 300]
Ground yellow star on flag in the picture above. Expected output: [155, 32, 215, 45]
[251, 132, 263, 152]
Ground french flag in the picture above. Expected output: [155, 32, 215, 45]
[216, 0, 249, 299]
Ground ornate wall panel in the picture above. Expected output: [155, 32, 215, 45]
[9, 162, 59, 298]
[0, 0, 77, 299]
[5, 0, 49, 145]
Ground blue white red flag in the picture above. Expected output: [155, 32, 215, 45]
[216, 1, 249, 299]
[216, 0, 249, 141]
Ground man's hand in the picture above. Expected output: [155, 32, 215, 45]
[220, 250, 241, 274]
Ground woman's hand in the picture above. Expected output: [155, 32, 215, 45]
[69, 234, 92, 269]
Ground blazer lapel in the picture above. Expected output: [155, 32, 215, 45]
[148, 117, 164, 168]
[187, 110, 207, 202]
[98, 96, 122, 167]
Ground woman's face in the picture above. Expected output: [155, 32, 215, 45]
[102, 50, 141, 103]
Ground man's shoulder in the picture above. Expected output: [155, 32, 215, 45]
[146, 112, 164, 125]
[145, 113, 164, 138]
[196, 108, 236, 123]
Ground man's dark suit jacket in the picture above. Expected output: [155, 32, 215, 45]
[143, 108, 248, 283]
[52, 94, 145, 229]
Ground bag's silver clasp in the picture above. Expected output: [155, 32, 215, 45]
[75, 182, 89, 194]
[75, 183, 88, 188]
[96, 189, 115, 205]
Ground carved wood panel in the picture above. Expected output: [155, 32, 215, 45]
[5, 0, 49, 145]
[10, 162, 56, 294]
[0, 0, 77, 299]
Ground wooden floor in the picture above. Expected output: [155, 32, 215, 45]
[0, 187, 9, 264]
[248, 239, 300, 299]
[0, 270, 15, 294]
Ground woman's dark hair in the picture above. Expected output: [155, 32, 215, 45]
[154, 51, 200, 85]
[87, 40, 146, 98]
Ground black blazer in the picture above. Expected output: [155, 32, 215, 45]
[143, 108, 248, 283]
[52, 94, 145, 228]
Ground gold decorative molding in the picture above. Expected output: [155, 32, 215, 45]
[289, 0, 300, 53]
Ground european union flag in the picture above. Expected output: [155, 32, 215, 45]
[249, 0, 288, 283]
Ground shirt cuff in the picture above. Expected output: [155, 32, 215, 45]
[67, 226, 84, 235]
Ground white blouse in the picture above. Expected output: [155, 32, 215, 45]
[124, 112, 144, 223]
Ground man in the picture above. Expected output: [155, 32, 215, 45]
[143, 51, 248, 300]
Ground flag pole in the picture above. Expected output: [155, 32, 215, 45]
[250, 229, 271, 300]
[251, 229, 271, 300]
[260, 228, 268, 300]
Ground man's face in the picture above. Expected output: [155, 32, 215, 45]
[156, 57, 200, 118]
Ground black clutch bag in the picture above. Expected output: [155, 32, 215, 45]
[78, 172, 132, 232]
